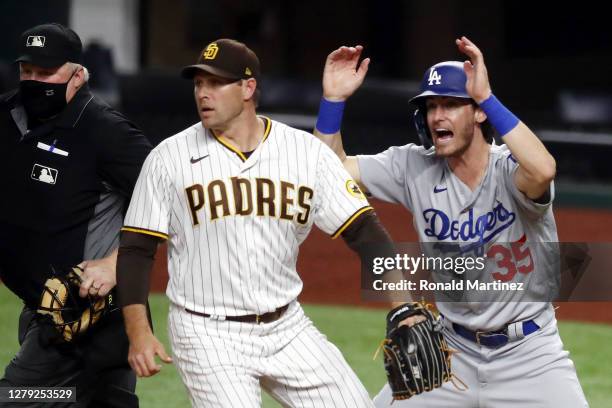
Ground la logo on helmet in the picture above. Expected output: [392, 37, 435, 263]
[428, 68, 442, 85]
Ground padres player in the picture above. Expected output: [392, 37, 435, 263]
[115, 39, 400, 407]
[314, 37, 588, 407]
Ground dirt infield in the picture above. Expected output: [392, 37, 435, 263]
[150, 201, 612, 324]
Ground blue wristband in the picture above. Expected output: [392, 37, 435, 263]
[315, 98, 345, 134]
[479, 94, 520, 137]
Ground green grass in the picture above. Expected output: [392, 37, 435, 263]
[556, 322, 612, 407]
[1, 287, 610, 407]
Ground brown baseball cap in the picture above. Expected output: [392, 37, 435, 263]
[181, 39, 260, 81]
[15, 23, 83, 68]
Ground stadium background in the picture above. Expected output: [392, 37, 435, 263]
[1, 0, 611, 406]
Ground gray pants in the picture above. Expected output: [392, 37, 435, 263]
[374, 314, 588, 408]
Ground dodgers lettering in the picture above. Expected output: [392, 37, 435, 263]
[423, 201, 516, 244]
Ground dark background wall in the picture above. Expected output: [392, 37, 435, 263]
[142, 0, 612, 144]
[3, 1, 611, 95]
[144, 1, 612, 87]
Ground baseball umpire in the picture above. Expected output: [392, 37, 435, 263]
[0, 23, 151, 407]
[314, 37, 588, 407]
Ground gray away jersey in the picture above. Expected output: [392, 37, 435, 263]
[358, 143, 558, 330]
[123, 117, 371, 316]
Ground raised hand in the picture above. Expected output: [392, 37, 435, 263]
[456, 36, 492, 103]
[322, 45, 370, 101]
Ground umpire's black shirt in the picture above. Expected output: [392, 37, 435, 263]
[0, 85, 152, 307]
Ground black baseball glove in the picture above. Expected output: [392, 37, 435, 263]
[37, 266, 114, 342]
[379, 302, 456, 400]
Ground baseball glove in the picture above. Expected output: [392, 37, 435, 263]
[37, 266, 114, 342]
[377, 302, 461, 401]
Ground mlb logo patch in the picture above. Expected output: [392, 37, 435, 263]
[31, 164, 58, 185]
[26, 36, 46, 47]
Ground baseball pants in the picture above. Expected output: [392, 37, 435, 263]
[0, 307, 138, 408]
[168, 301, 373, 408]
[373, 310, 588, 408]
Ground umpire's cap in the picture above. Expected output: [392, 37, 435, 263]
[409, 61, 470, 105]
[15, 23, 83, 68]
[181, 39, 260, 81]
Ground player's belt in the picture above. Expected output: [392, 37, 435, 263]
[184, 304, 290, 324]
[451, 320, 540, 348]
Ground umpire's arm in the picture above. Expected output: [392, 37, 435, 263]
[117, 231, 172, 377]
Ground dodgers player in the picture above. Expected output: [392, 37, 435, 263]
[115, 39, 396, 407]
[314, 37, 588, 407]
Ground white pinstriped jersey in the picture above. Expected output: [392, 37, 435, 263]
[124, 117, 371, 316]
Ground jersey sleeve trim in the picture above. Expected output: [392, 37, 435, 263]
[331, 206, 374, 239]
[121, 226, 168, 240]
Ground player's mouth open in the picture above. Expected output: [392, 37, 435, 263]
[201, 107, 214, 113]
[434, 128, 453, 142]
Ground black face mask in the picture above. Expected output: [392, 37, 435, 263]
[19, 72, 75, 121]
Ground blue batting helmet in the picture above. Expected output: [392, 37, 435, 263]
[410, 61, 471, 148]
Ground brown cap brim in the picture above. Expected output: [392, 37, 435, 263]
[180, 64, 242, 80]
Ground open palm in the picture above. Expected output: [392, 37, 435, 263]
[456, 36, 492, 103]
[322, 45, 370, 101]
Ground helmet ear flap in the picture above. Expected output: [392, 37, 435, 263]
[413, 109, 432, 149]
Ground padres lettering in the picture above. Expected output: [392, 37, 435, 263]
[186, 177, 313, 225]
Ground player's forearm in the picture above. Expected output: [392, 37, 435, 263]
[123, 304, 153, 339]
[502, 122, 556, 184]
[116, 231, 159, 307]
[479, 94, 555, 198]
[313, 92, 368, 188]
[341, 210, 414, 304]
[314, 95, 349, 161]
[313, 128, 347, 162]
[313, 129, 364, 191]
